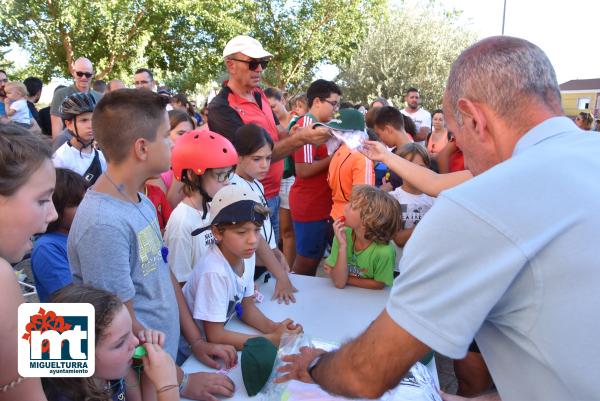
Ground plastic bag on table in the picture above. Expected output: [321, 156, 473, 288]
[325, 129, 368, 155]
[259, 333, 440, 401]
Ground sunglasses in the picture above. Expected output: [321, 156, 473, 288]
[230, 58, 269, 71]
[212, 168, 235, 183]
[75, 71, 94, 78]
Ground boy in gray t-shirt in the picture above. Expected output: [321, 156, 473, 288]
[68, 89, 236, 400]
[69, 190, 179, 357]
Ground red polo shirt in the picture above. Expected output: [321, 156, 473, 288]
[208, 82, 283, 199]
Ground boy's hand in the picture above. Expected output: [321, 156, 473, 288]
[380, 175, 393, 192]
[267, 319, 303, 346]
[323, 265, 332, 276]
[273, 276, 298, 304]
[333, 218, 347, 248]
[192, 339, 238, 369]
[137, 328, 165, 348]
[182, 372, 235, 401]
[140, 342, 178, 390]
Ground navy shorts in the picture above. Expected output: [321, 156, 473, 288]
[293, 219, 333, 260]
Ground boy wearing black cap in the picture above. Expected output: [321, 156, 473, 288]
[183, 185, 302, 350]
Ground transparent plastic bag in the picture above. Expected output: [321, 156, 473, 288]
[259, 333, 441, 401]
[326, 129, 368, 155]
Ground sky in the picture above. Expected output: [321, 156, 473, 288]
[317, 0, 600, 85]
[442, 0, 600, 84]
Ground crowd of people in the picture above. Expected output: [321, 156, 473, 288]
[0, 33, 599, 401]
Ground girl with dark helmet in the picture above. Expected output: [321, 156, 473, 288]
[52, 92, 106, 187]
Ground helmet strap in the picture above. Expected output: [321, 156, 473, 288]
[71, 117, 93, 149]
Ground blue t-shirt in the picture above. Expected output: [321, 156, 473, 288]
[31, 232, 72, 302]
[0, 102, 5, 117]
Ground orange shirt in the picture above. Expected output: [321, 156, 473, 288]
[327, 143, 375, 220]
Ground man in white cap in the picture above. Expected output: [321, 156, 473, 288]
[208, 35, 331, 256]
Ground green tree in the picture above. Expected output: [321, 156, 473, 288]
[0, 0, 247, 82]
[0, 0, 384, 95]
[244, 0, 386, 93]
[337, 5, 476, 111]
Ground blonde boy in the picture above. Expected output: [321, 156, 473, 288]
[325, 185, 401, 289]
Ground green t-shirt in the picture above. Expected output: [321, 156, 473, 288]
[325, 227, 395, 286]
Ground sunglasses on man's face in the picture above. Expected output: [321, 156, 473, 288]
[230, 58, 269, 71]
[75, 71, 94, 78]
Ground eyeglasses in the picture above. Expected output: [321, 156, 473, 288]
[323, 99, 340, 110]
[75, 71, 94, 78]
[0, 78, 7, 83]
[212, 168, 235, 183]
[230, 58, 269, 71]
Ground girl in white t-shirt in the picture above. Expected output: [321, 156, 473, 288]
[231, 124, 280, 253]
[390, 143, 435, 271]
[164, 129, 239, 284]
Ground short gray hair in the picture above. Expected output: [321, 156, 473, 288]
[445, 36, 561, 124]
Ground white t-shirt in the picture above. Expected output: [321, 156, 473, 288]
[163, 199, 256, 282]
[182, 245, 255, 334]
[390, 186, 435, 271]
[401, 108, 431, 135]
[52, 142, 107, 176]
[8, 99, 31, 124]
[230, 174, 277, 249]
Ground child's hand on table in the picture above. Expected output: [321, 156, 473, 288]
[267, 319, 303, 346]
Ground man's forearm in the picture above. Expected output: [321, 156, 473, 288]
[311, 311, 428, 398]
[51, 115, 63, 139]
[272, 133, 306, 162]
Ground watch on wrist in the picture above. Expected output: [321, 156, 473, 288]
[307, 355, 322, 381]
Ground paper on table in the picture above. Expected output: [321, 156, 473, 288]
[280, 363, 440, 401]
[261, 333, 440, 401]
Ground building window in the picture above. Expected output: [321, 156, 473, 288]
[577, 98, 591, 110]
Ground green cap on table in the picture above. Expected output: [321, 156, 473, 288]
[241, 337, 277, 396]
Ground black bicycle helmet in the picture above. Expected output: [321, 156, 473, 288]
[59, 92, 96, 120]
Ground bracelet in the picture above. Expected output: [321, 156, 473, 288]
[1, 376, 24, 392]
[179, 372, 189, 395]
[157, 384, 179, 394]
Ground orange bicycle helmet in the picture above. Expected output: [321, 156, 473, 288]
[171, 130, 238, 181]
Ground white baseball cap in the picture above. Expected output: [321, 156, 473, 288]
[223, 35, 273, 59]
[209, 184, 267, 226]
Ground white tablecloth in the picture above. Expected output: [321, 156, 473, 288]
[181, 274, 438, 400]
